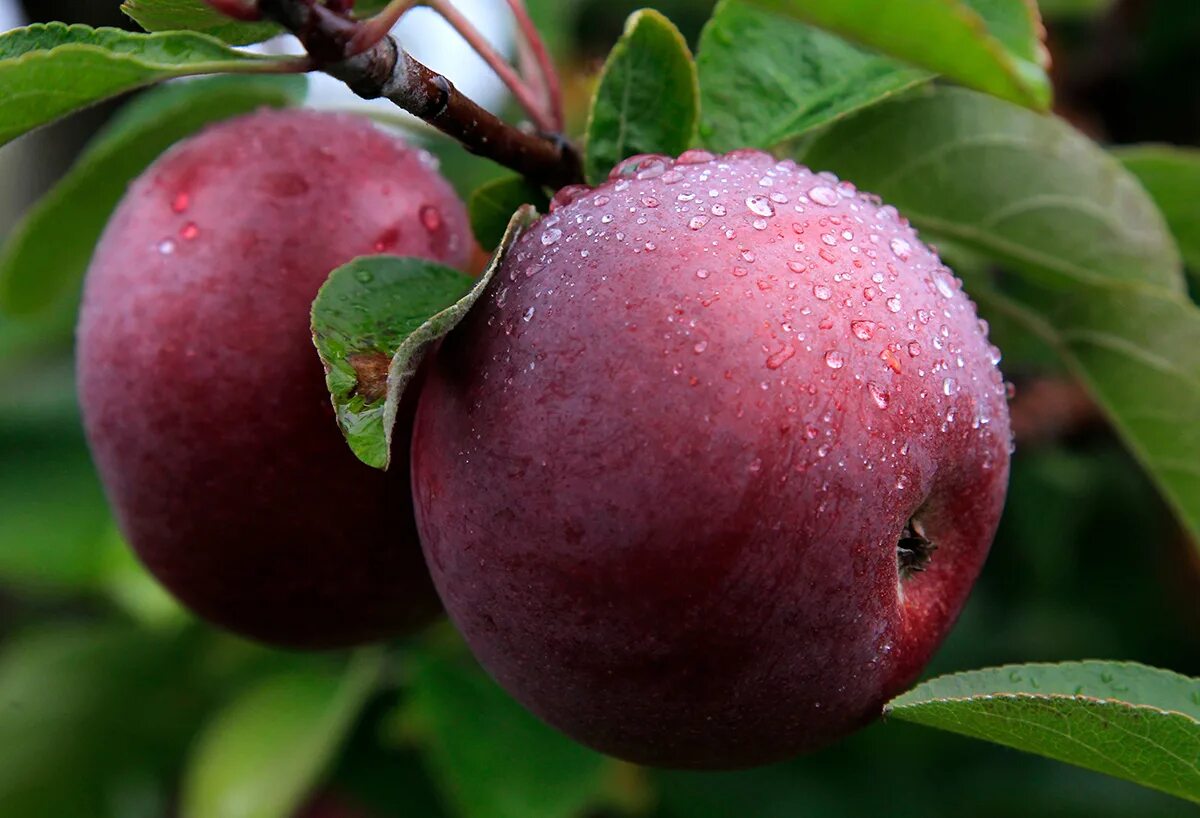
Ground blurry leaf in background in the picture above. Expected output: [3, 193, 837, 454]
[0, 624, 209, 818]
[584, 9, 699, 184]
[0, 426, 109, 593]
[0, 73, 307, 317]
[94, 526, 188, 631]
[797, 86, 1200, 547]
[695, 0, 931, 152]
[394, 635, 649, 818]
[1037, 0, 1115, 19]
[182, 650, 383, 818]
[744, 0, 1051, 110]
[468, 174, 549, 250]
[121, 0, 282, 45]
[0, 23, 297, 149]
[887, 662, 1200, 804]
[1115, 146, 1200, 282]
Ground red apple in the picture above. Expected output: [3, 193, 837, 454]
[78, 109, 469, 648]
[411, 150, 1011, 767]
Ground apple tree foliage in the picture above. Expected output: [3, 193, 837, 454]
[0, 0, 1198, 815]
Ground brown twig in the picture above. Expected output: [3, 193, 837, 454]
[254, 0, 583, 190]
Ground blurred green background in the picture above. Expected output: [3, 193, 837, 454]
[1, 1, 1198, 816]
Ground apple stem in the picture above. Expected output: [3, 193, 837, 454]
[255, 0, 584, 189]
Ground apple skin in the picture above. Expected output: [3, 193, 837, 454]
[77, 109, 469, 648]
[411, 150, 1011, 768]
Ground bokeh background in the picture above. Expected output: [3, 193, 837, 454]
[1, 1, 1198, 816]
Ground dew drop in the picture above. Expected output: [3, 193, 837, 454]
[934, 272, 956, 299]
[943, 377, 955, 396]
[746, 195, 775, 217]
[851, 320, 876, 340]
[689, 215, 709, 231]
[889, 237, 912, 260]
[157, 239, 176, 255]
[824, 350, 845, 369]
[766, 344, 796, 369]
[711, 203, 727, 217]
[886, 295, 902, 313]
[787, 260, 806, 273]
[180, 222, 199, 241]
[881, 348, 902, 373]
[171, 192, 190, 214]
[541, 228, 562, 246]
[813, 284, 832, 301]
[809, 186, 839, 207]
[868, 381, 890, 409]
[907, 340, 922, 357]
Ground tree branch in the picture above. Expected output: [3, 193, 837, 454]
[255, 0, 583, 190]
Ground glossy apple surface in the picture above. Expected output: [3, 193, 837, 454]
[411, 150, 1011, 767]
[78, 109, 469, 648]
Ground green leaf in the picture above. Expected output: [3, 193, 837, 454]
[397, 637, 647, 818]
[0, 74, 306, 317]
[695, 0, 932, 152]
[0, 625, 207, 818]
[796, 85, 1200, 544]
[312, 207, 539, 469]
[122, 0, 282, 46]
[1115, 145, 1200, 279]
[584, 9, 700, 184]
[181, 651, 382, 818]
[468, 175, 550, 250]
[311, 258, 474, 470]
[0, 23, 294, 149]
[744, 0, 1051, 110]
[887, 662, 1200, 804]
[0, 434, 110, 592]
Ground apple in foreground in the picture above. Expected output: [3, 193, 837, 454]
[411, 150, 1011, 767]
[78, 108, 469, 648]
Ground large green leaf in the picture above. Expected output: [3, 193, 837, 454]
[0, 74, 306, 317]
[887, 662, 1200, 803]
[123, 0, 395, 43]
[396, 637, 647, 818]
[122, 0, 282, 46]
[695, 0, 931, 152]
[797, 86, 1198, 543]
[584, 9, 699, 184]
[1115, 145, 1200, 278]
[744, 0, 1051, 110]
[181, 651, 382, 818]
[0, 23, 294, 149]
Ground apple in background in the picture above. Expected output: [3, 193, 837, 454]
[411, 149, 1011, 768]
[77, 108, 470, 648]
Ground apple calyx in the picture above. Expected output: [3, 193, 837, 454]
[898, 517, 936, 579]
